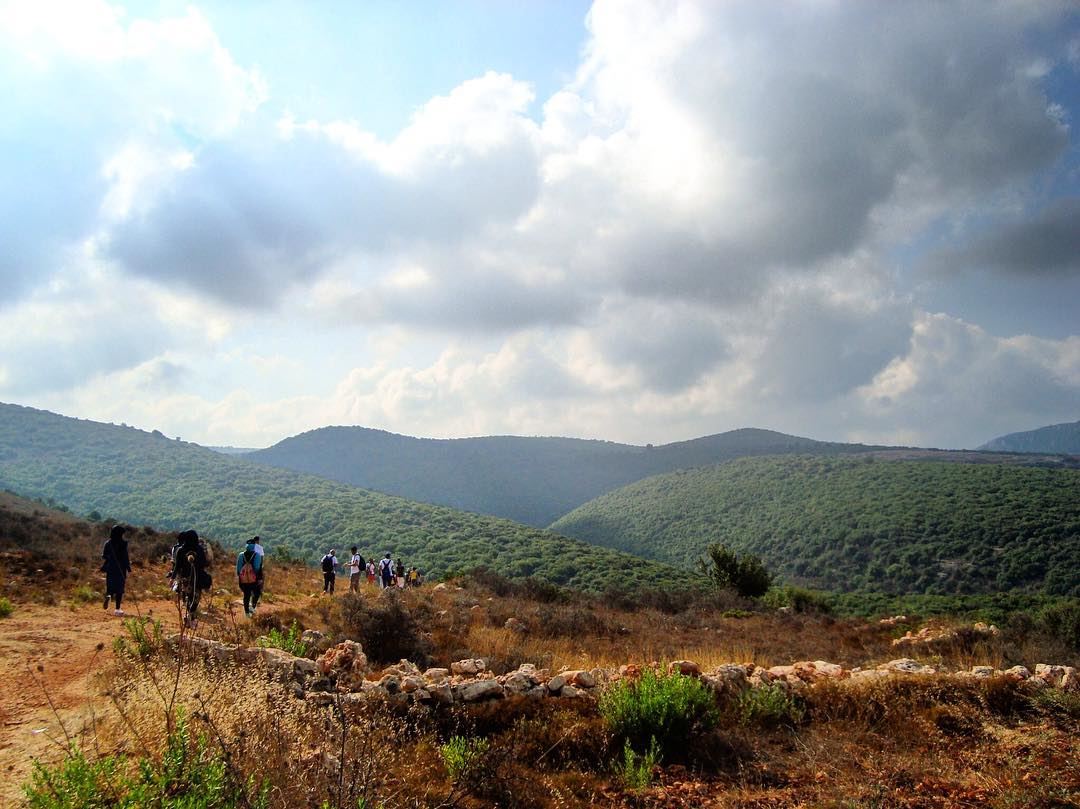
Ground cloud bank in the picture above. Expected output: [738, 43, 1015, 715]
[1, 0, 1078, 450]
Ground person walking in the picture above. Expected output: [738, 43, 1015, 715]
[171, 529, 210, 628]
[236, 537, 263, 617]
[394, 558, 406, 589]
[101, 524, 131, 616]
[348, 546, 363, 592]
[366, 558, 377, 586]
[321, 549, 339, 593]
[378, 553, 394, 589]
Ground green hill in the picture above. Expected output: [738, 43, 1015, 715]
[245, 425, 876, 526]
[0, 403, 692, 593]
[550, 455, 1080, 596]
[978, 420, 1080, 454]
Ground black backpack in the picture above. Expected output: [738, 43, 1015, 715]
[321, 555, 334, 573]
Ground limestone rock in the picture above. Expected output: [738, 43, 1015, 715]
[424, 667, 450, 683]
[669, 660, 700, 677]
[455, 679, 504, 702]
[451, 658, 486, 676]
[315, 640, 368, 680]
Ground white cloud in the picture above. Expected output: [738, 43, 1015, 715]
[1, 0, 1078, 451]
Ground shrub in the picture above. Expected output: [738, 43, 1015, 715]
[0, 596, 12, 618]
[599, 668, 719, 757]
[616, 737, 660, 791]
[698, 544, 772, 598]
[338, 590, 432, 667]
[763, 585, 834, 614]
[257, 620, 307, 657]
[1036, 600, 1080, 652]
[735, 684, 805, 729]
[24, 715, 268, 808]
[440, 735, 490, 784]
[114, 617, 164, 659]
[70, 585, 97, 605]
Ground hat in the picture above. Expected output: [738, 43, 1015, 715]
[110, 524, 127, 540]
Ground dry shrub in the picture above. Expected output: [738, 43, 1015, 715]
[98, 652, 444, 808]
[336, 589, 433, 667]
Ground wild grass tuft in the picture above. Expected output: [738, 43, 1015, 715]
[256, 619, 307, 657]
[0, 596, 12, 618]
[735, 683, 806, 729]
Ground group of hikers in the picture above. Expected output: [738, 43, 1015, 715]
[101, 525, 421, 628]
[319, 547, 424, 593]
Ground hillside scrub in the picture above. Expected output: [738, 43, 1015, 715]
[0, 404, 698, 594]
[551, 454, 1080, 596]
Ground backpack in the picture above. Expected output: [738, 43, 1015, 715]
[321, 555, 334, 573]
[239, 550, 258, 585]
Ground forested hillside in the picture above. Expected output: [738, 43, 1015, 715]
[978, 420, 1080, 454]
[246, 425, 875, 526]
[0, 403, 692, 592]
[551, 455, 1080, 596]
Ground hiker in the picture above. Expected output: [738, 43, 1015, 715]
[321, 549, 339, 593]
[171, 529, 210, 627]
[406, 566, 418, 587]
[366, 558, 377, 586]
[348, 546, 363, 592]
[236, 537, 264, 617]
[395, 558, 406, 589]
[251, 536, 265, 557]
[378, 553, 394, 589]
[101, 524, 132, 616]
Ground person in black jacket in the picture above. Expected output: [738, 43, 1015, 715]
[171, 529, 210, 627]
[101, 524, 132, 616]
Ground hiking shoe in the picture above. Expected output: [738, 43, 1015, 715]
[113, 609, 125, 616]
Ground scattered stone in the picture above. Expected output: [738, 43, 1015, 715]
[669, 660, 700, 677]
[504, 617, 528, 634]
[424, 667, 450, 682]
[451, 658, 486, 676]
[455, 679, 504, 702]
[877, 659, 937, 675]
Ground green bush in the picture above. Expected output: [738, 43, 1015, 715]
[113, 617, 164, 659]
[0, 596, 12, 618]
[440, 735, 489, 784]
[256, 620, 307, 657]
[698, 544, 772, 598]
[616, 737, 660, 791]
[763, 585, 834, 614]
[736, 684, 805, 729]
[599, 668, 719, 756]
[70, 585, 97, 605]
[24, 715, 268, 808]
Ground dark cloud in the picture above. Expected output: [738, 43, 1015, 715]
[939, 197, 1080, 278]
[103, 119, 541, 308]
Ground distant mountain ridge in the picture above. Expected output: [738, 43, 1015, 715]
[245, 426, 879, 527]
[978, 420, 1080, 454]
[0, 402, 692, 592]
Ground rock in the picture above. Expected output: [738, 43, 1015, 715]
[315, 641, 368, 680]
[619, 664, 641, 679]
[669, 660, 700, 677]
[1062, 668, 1079, 692]
[709, 664, 750, 692]
[968, 666, 996, 678]
[378, 675, 400, 694]
[451, 658, 486, 676]
[256, 647, 317, 683]
[1002, 666, 1031, 681]
[547, 673, 568, 692]
[777, 606, 792, 615]
[455, 679, 504, 702]
[877, 659, 936, 675]
[559, 684, 584, 698]
[429, 682, 453, 705]
[879, 615, 908, 626]
[567, 670, 597, 688]
[433, 583, 448, 591]
[849, 670, 890, 683]
[502, 671, 534, 694]
[401, 676, 424, 694]
[424, 667, 450, 682]
[504, 617, 528, 634]
[1035, 664, 1068, 687]
[305, 692, 336, 708]
[384, 659, 422, 678]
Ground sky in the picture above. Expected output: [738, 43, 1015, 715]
[0, 0, 1078, 450]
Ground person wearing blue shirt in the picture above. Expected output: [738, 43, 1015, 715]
[236, 537, 264, 617]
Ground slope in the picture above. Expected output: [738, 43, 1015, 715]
[978, 420, 1080, 454]
[245, 425, 875, 526]
[0, 403, 690, 593]
[550, 455, 1080, 596]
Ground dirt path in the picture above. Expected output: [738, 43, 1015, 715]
[0, 574, 300, 806]
[0, 595, 181, 804]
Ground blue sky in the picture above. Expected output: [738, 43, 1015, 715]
[0, 0, 1077, 449]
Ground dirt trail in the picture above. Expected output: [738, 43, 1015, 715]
[0, 595, 182, 804]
